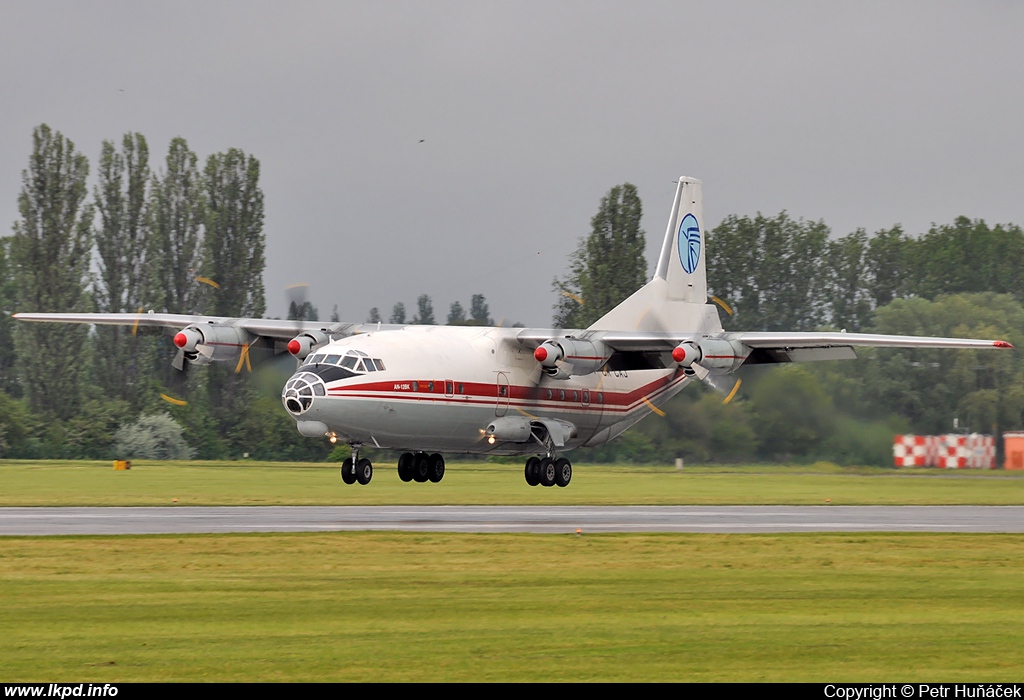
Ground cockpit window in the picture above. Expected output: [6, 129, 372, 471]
[362, 359, 376, 372]
[324, 354, 341, 364]
[340, 355, 357, 370]
[309, 354, 326, 364]
[374, 359, 385, 371]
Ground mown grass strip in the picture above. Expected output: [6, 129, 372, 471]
[2, 459, 1024, 506]
[1, 532, 1022, 681]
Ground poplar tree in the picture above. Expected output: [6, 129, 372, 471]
[412, 294, 435, 324]
[152, 137, 206, 314]
[553, 183, 646, 328]
[447, 300, 466, 324]
[469, 294, 492, 325]
[93, 133, 153, 407]
[201, 148, 266, 442]
[204, 148, 265, 317]
[390, 302, 406, 324]
[10, 125, 94, 418]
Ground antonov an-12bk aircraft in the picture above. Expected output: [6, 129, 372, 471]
[15, 177, 1013, 487]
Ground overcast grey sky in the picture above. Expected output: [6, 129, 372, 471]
[3, 1, 1023, 326]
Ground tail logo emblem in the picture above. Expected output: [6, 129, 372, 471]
[677, 213, 701, 274]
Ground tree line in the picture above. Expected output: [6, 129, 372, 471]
[0, 125, 283, 459]
[3, 128, 1023, 465]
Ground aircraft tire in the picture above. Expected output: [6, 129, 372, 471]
[524, 457, 541, 486]
[397, 452, 414, 482]
[428, 453, 445, 482]
[555, 458, 572, 487]
[539, 457, 556, 487]
[413, 452, 430, 483]
[356, 458, 373, 485]
[341, 457, 356, 485]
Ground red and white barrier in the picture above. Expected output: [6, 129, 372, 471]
[893, 435, 930, 467]
[965, 433, 996, 469]
[894, 433, 995, 469]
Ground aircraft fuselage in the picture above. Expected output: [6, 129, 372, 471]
[282, 325, 689, 455]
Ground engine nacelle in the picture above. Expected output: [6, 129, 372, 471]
[287, 330, 330, 360]
[672, 338, 746, 373]
[173, 324, 249, 365]
[533, 338, 609, 380]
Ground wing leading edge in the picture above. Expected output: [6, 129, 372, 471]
[11, 312, 403, 340]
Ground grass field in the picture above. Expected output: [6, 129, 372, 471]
[3, 459, 1024, 506]
[2, 532, 1022, 682]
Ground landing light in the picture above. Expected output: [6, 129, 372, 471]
[488, 435, 496, 444]
[329, 433, 338, 444]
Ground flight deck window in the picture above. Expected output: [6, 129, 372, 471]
[324, 355, 341, 365]
[340, 356, 357, 370]
[310, 354, 326, 364]
[374, 359, 385, 371]
[363, 360, 376, 372]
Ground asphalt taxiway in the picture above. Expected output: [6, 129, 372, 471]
[1, 505, 1022, 535]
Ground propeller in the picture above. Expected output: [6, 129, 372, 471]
[689, 362, 742, 404]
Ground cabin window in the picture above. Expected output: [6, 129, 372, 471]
[457, 383, 464, 394]
[412, 381, 419, 391]
[597, 392, 604, 403]
[546, 389, 553, 400]
[583, 391, 590, 403]
[559, 390, 565, 401]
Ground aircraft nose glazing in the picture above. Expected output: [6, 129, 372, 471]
[282, 372, 326, 416]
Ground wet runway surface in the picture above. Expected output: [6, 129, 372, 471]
[1, 505, 1023, 535]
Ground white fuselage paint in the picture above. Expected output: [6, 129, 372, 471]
[284, 325, 691, 455]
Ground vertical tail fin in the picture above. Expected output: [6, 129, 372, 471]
[654, 177, 706, 303]
[589, 177, 720, 333]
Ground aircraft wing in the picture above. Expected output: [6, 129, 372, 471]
[11, 312, 403, 339]
[515, 328, 1012, 366]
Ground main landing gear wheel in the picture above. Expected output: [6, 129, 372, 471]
[554, 458, 572, 488]
[428, 453, 445, 483]
[524, 457, 541, 486]
[356, 458, 373, 485]
[341, 457, 356, 485]
[413, 452, 430, 483]
[539, 457, 556, 487]
[397, 452, 414, 482]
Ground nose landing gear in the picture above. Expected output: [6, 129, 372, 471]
[340, 444, 373, 486]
